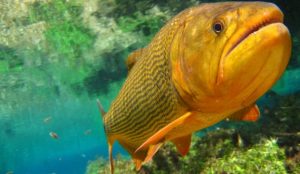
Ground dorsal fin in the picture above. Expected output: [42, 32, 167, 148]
[126, 48, 144, 71]
[96, 99, 106, 118]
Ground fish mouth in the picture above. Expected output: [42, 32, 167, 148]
[225, 18, 282, 57]
[216, 10, 283, 85]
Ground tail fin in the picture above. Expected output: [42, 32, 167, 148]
[96, 99, 106, 118]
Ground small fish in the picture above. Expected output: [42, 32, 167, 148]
[84, 129, 92, 135]
[6, 171, 13, 174]
[43, 116, 52, 123]
[98, 2, 291, 173]
[49, 131, 59, 139]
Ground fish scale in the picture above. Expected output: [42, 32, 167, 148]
[104, 49, 181, 143]
[103, 13, 187, 144]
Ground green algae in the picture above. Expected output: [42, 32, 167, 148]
[0, 46, 23, 73]
[85, 132, 289, 174]
[86, 155, 134, 174]
[202, 139, 286, 174]
[28, 0, 95, 67]
[117, 10, 169, 42]
[25, 0, 97, 94]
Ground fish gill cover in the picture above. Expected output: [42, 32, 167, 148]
[0, 0, 299, 174]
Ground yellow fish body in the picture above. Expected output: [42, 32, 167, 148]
[99, 2, 291, 173]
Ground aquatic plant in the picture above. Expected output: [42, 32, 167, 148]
[0, 46, 23, 73]
[25, 0, 99, 95]
[146, 130, 237, 173]
[28, 0, 94, 63]
[86, 155, 134, 174]
[109, 0, 196, 17]
[202, 139, 286, 174]
[115, 0, 198, 43]
[117, 9, 170, 41]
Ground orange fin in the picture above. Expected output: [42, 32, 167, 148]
[144, 143, 163, 162]
[118, 139, 148, 171]
[228, 104, 260, 122]
[171, 134, 191, 156]
[133, 158, 143, 171]
[126, 48, 144, 71]
[135, 112, 193, 153]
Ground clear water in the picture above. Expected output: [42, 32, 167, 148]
[1, 0, 299, 174]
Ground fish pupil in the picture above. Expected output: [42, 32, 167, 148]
[213, 22, 223, 33]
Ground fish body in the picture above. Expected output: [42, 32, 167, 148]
[49, 131, 59, 139]
[100, 2, 291, 173]
[43, 116, 52, 123]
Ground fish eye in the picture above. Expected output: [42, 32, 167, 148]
[213, 21, 224, 34]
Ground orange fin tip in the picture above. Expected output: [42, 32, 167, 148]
[171, 134, 192, 156]
[133, 158, 143, 171]
[144, 143, 163, 162]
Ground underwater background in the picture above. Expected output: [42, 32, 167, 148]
[0, 0, 299, 174]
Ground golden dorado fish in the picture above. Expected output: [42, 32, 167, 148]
[98, 2, 291, 173]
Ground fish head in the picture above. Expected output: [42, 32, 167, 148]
[170, 2, 291, 113]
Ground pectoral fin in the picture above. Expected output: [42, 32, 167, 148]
[228, 104, 260, 122]
[123, 142, 162, 170]
[135, 112, 193, 153]
[171, 134, 192, 156]
[118, 139, 147, 170]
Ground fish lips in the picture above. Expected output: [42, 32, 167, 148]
[216, 22, 291, 105]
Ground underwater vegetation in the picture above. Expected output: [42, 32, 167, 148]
[28, 0, 96, 93]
